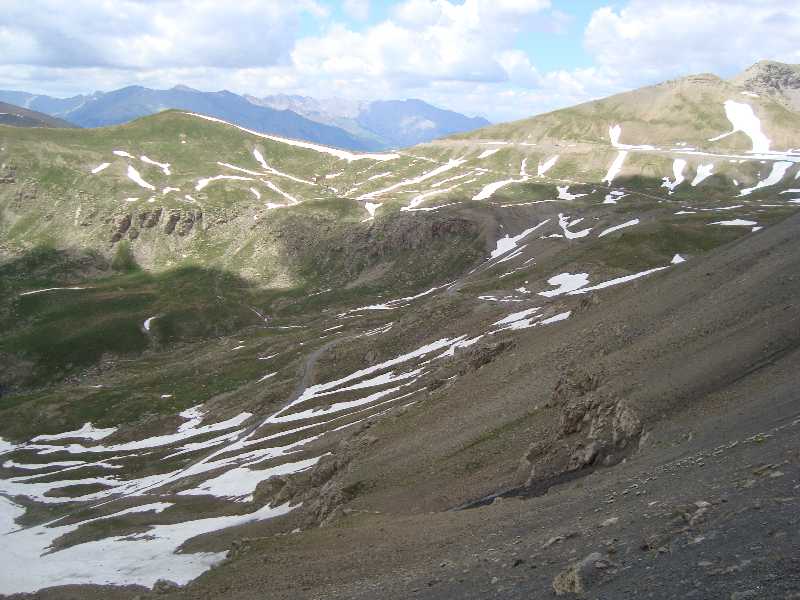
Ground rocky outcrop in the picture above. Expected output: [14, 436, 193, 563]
[108, 208, 200, 243]
[110, 214, 132, 243]
[0, 165, 16, 184]
[458, 340, 515, 375]
[253, 430, 381, 529]
[552, 551, 616, 595]
[163, 209, 201, 236]
[731, 60, 800, 112]
[517, 368, 643, 491]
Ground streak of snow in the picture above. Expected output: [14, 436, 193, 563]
[408, 186, 456, 208]
[91, 163, 110, 174]
[127, 166, 155, 191]
[473, 176, 526, 201]
[359, 158, 466, 201]
[691, 163, 715, 186]
[537, 155, 559, 177]
[478, 148, 500, 159]
[26, 412, 253, 455]
[568, 267, 668, 294]
[739, 161, 793, 196]
[603, 151, 628, 184]
[19, 287, 86, 296]
[661, 159, 687, 192]
[31, 423, 117, 443]
[558, 213, 592, 239]
[538, 273, 589, 297]
[196, 175, 254, 191]
[708, 219, 758, 226]
[263, 180, 300, 205]
[708, 100, 771, 153]
[432, 171, 473, 188]
[493, 307, 541, 326]
[140, 156, 170, 176]
[598, 218, 640, 237]
[250, 150, 315, 185]
[490, 220, 549, 259]
[557, 186, 586, 201]
[187, 113, 400, 162]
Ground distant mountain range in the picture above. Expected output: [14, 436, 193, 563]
[248, 94, 490, 149]
[0, 86, 489, 150]
[0, 101, 74, 128]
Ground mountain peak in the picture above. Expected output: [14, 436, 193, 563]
[171, 84, 198, 93]
[731, 59, 800, 112]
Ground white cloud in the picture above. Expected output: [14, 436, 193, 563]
[0, 1, 327, 70]
[293, 0, 553, 88]
[343, 0, 370, 21]
[585, 0, 800, 87]
[0, 0, 797, 123]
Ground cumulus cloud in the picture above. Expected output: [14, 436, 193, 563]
[0, 0, 797, 122]
[294, 0, 552, 87]
[0, 0, 327, 70]
[585, 0, 800, 87]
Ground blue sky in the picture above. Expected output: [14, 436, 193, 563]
[0, 1, 798, 122]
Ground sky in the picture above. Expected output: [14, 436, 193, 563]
[1, 0, 799, 122]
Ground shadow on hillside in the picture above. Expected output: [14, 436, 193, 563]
[0, 246, 263, 391]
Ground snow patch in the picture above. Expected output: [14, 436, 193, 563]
[661, 159, 687, 192]
[140, 156, 170, 176]
[739, 161, 793, 196]
[539, 273, 589, 297]
[598, 219, 639, 237]
[127, 166, 155, 191]
[691, 163, 715, 186]
[603, 151, 628, 184]
[187, 113, 400, 162]
[708, 100, 771, 153]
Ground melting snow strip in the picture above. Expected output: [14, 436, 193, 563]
[19, 287, 87, 296]
[186, 113, 400, 162]
[359, 158, 467, 201]
[539, 273, 589, 297]
[567, 267, 669, 294]
[603, 151, 628, 184]
[140, 156, 170, 176]
[558, 213, 592, 239]
[91, 163, 110, 174]
[490, 220, 549, 259]
[739, 161, 793, 196]
[127, 166, 155, 190]
[196, 175, 254, 191]
[708, 100, 771, 153]
[691, 163, 715, 186]
[598, 219, 640, 237]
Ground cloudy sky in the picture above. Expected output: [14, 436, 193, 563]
[1, 0, 799, 122]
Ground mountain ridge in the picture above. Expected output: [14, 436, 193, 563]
[0, 87, 490, 151]
[0, 101, 76, 129]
